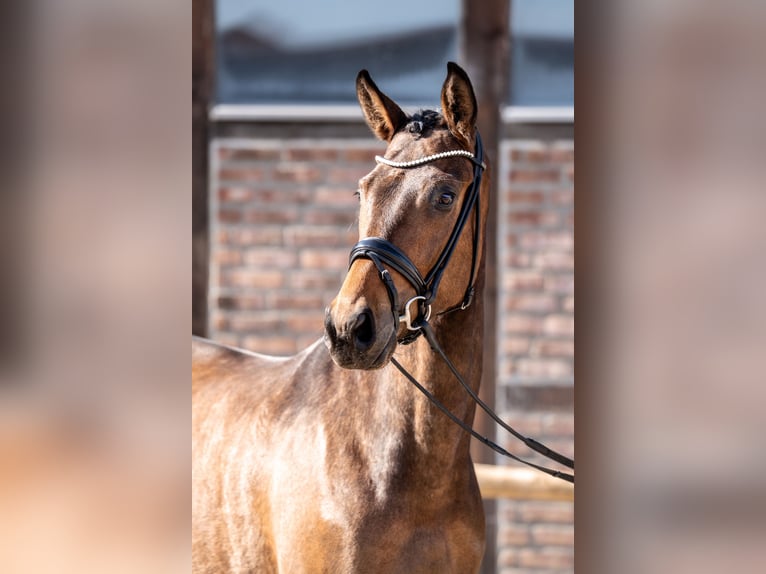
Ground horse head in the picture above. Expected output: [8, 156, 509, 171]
[325, 62, 489, 370]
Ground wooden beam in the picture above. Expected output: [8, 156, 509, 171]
[460, 3, 510, 572]
[475, 464, 575, 502]
[192, 0, 213, 336]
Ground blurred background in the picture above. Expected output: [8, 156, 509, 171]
[1, 0, 764, 573]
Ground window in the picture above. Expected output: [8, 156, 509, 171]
[216, 0, 459, 106]
[509, 0, 574, 106]
[215, 0, 573, 108]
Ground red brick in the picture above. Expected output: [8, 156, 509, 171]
[218, 187, 254, 203]
[284, 148, 338, 161]
[302, 210, 357, 226]
[550, 188, 574, 205]
[502, 337, 530, 355]
[544, 275, 574, 295]
[504, 315, 542, 335]
[228, 314, 281, 332]
[498, 524, 530, 546]
[245, 208, 300, 225]
[543, 314, 574, 337]
[537, 339, 574, 358]
[271, 292, 325, 310]
[507, 211, 560, 227]
[509, 169, 560, 183]
[273, 164, 323, 183]
[211, 313, 229, 331]
[327, 167, 370, 184]
[244, 189, 280, 203]
[218, 209, 243, 223]
[518, 500, 573, 524]
[509, 149, 525, 161]
[550, 148, 575, 162]
[214, 249, 242, 265]
[563, 295, 574, 312]
[506, 190, 545, 204]
[565, 165, 574, 182]
[524, 149, 554, 162]
[513, 358, 572, 378]
[299, 249, 348, 270]
[289, 270, 342, 290]
[225, 269, 285, 289]
[226, 227, 282, 246]
[315, 187, 359, 207]
[505, 295, 557, 313]
[284, 226, 354, 247]
[516, 548, 573, 569]
[517, 231, 573, 250]
[505, 253, 532, 268]
[502, 272, 544, 291]
[496, 548, 519, 569]
[285, 313, 325, 334]
[219, 167, 266, 182]
[243, 248, 298, 268]
[533, 252, 574, 270]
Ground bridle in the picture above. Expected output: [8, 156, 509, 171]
[349, 135, 485, 345]
[347, 132, 575, 483]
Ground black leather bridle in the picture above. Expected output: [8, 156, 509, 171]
[347, 132, 574, 483]
[349, 133, 486, 345]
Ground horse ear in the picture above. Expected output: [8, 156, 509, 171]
[356, 70, 408, 142]
[440, 62, 478, 147]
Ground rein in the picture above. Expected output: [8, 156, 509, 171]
[348, 132, 575, 483]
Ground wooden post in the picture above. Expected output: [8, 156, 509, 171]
[192, 0, 213, 336]
[475, 464, 575, 502]
[460, 1, 510, 572]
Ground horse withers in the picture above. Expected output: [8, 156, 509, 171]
[193, 62, 491, 573]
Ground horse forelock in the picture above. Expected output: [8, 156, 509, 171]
[401, 109, 446, 139]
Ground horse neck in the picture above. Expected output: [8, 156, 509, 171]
[367, 280, 485, 487]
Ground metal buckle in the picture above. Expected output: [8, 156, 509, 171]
[399, 295, 432, 331]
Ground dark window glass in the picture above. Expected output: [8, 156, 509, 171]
[215, 0, 574, 107]
[216, 0, 459, 105]
[509, 0, 574, 106]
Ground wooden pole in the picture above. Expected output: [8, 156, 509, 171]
[475, 464, 575, 502]
[459, 2, 510, 572]
[192, 0, 213, 336]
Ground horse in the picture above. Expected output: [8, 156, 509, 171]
[193, 62, 491, 574]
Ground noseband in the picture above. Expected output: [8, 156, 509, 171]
[348, 133, 486, 345]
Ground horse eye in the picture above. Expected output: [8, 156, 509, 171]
[437, 192, 455, 207]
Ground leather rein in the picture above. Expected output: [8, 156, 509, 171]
[348, 132, 575, 483]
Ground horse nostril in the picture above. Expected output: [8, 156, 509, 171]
[352, 310, 375, 351]
[324, 309, 338, 344]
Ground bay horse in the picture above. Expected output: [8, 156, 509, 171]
[193, 62, 491, 573]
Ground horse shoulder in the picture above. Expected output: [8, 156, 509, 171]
[192, 337, 334, 574]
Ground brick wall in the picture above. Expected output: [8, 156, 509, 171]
[209, 139, 385, 354]
[208, 134, 574, 574]
[496, 141, 574, 574]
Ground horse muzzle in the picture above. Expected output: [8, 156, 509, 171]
[324, 302, 397, 370]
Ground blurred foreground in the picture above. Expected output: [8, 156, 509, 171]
[0, 1, 765, 573]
